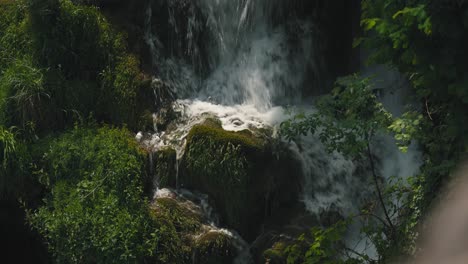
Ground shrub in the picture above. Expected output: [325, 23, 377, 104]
[0, 58, 48, 127]
[0, 0, 152, 131]
[29, 126, 174, 263]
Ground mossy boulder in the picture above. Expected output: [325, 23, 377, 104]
[152, 196, 202, 233]
[150, 195, 203, 263]
[154, 147, 177, 188]
[193, 231, 237, 264]
[149, 198, 192, 263]
[150, 190, 240, 264]
[180, 119, 302, 241]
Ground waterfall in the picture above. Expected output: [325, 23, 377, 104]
[144, 0, 364, 218]
[142, 0, 422, 262]
[145, 0, 321, 109]
[196, 0, 319, 109]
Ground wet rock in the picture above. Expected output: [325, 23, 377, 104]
[151, 79, 178, 131]
[153, 106, 179, 132]
[154, 147, 177, 188]
[152, 79, 176, 106]
[180, 118, 303, 241]
[152, 196, 203, 233]
[193, 231, 237, 264]
[139, 110, 155, 132]
[150, 188, 245, 264]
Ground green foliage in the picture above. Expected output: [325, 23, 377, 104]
[359, 0, 468, 257]
[283, 1, 468, 262]
[0, 0, 151, 132]
[153, 197, 202, 233]
[28, 0, 121, 79]
[281, 74, 393, 158]
[184, 122, 253, 230]
[283, 1, 468, 260]
[263, 241, 289, 263]
[0, 126, 30, 199]
[281, 74, 419, 261]
[0, 57, 48, 127]
[388, 111, 424, 153]
[28, 126, 172, 263]
[99, 54, 142, 125]
[360, 0, 468, 181]
[0, 1, 30, 72]
[281, 220, 362, 264]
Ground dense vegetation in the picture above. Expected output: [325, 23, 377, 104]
[0, 0, 152, 134]
[29, 126, 159, 263]
[0, 0, 466, 263]
[280, 0, 468, 263]
[0, 0, 170, 262]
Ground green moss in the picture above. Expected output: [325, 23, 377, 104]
[149, 196, 241, 264]
[155, 147, 177, 188]
[194, 231, 236, 264]
[186, 122, 264, 153]
[263, 241, 288, 264]
[149, 213, 186, 263]
[201, 117, 222, 128]
[152, 197, 202, 233]
[29, 126, 170, 263]
[181, 122, 269, 239]
[181, 121, 302, 240]
[0, 0, 155, 132]
[148, 202, 192, 263]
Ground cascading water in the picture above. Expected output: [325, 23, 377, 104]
[141, 0, 422, 262]
[144, 0, 361, 216]
[198, 0, 321, 109]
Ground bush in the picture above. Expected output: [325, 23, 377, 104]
[0, 58, 48, 127]
[0, 0, 152, 131]
[29, 126, 174, 263]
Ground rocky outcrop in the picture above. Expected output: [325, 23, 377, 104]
[193, 231, 237, 264]
[179, 118, 303, 241]
[154, 147, 177, 188]
[150, 188, 241, 264]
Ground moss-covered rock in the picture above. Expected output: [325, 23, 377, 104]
[152, 196, 202, 233]
[150, 196, 200, 263]
[180, 119, 302, 241]
[154, 147, 177, 188]
[150, 190, 240, 264]
[193, 231, 237, 264]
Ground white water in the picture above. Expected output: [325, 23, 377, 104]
[142, 0, 422, 262]
[143, 0, 373, 218]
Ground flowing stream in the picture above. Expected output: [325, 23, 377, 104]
[141, 0, 422, 261]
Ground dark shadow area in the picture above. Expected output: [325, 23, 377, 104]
[0, 200, 49, 263]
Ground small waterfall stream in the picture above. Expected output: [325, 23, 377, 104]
[140, 0, 422, 262]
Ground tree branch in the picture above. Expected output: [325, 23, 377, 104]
[366, 140, 396, 238]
